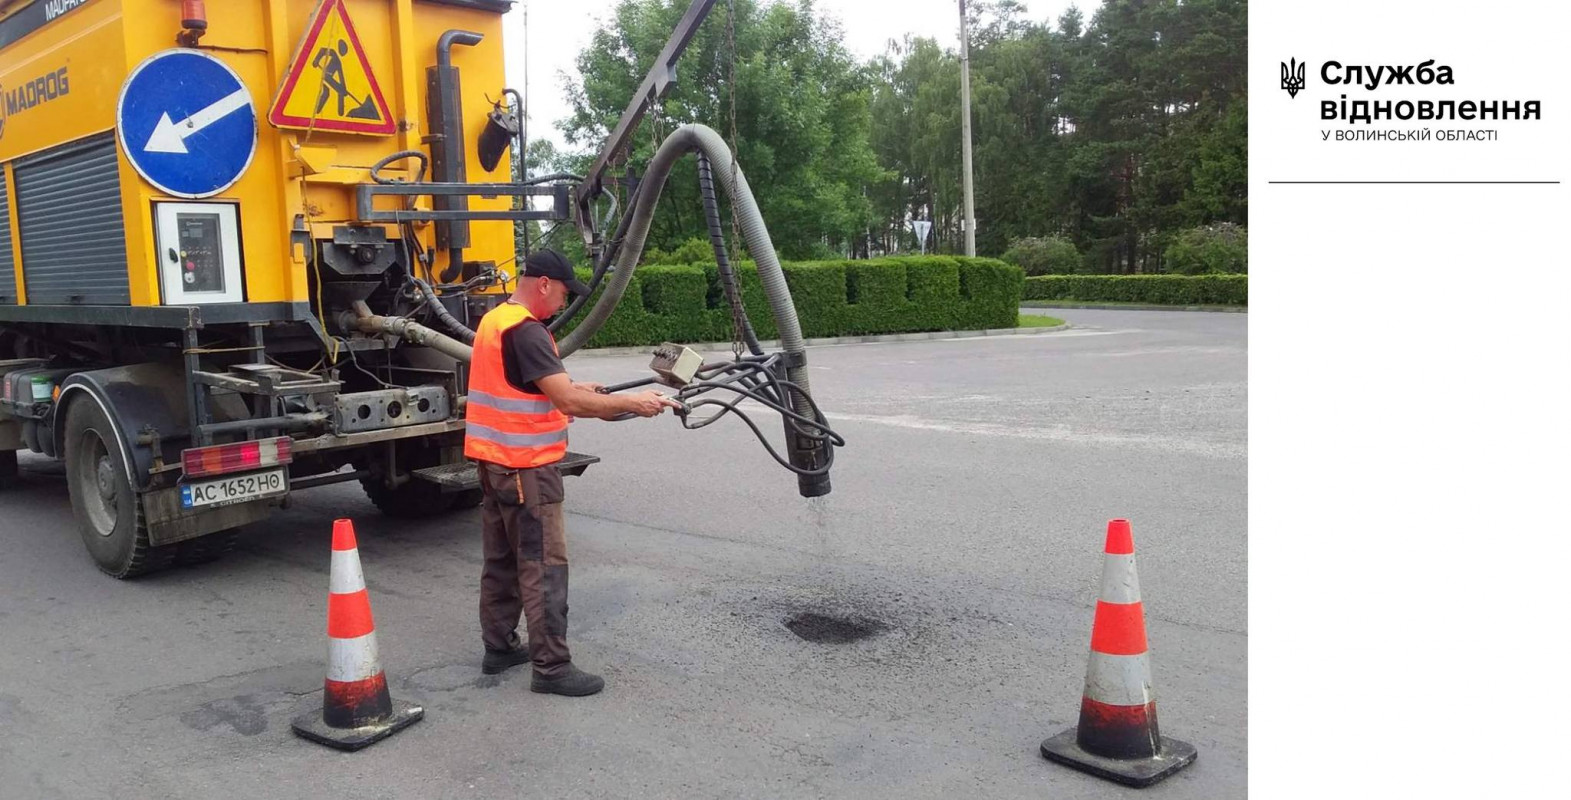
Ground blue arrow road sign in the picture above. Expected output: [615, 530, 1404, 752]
[117, 49, 257, 199]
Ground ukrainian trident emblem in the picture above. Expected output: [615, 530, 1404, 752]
[1281, 58, 1306, 98]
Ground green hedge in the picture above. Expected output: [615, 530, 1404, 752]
[1023, 275, 1247, 306]
[564, 256, 1023, 348]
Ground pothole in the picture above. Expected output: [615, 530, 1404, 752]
[783, 612, 887, 644]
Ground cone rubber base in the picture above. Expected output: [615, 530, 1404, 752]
[291, 699, 424, 751]
[1040, 728, 1197, 788]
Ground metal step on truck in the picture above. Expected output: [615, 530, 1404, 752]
[0, 0, 840, 578]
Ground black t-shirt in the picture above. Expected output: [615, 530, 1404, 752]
[503, 320, 565, 394]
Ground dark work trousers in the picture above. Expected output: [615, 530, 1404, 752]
[477, 460, 571, 677]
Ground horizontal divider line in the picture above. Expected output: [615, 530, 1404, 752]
[1269, 180, 1559, 184]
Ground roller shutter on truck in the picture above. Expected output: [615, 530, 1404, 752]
[14, 133, 129, 305]
[0, 169, 14, 305]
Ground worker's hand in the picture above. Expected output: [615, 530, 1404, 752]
[627, 390, 683, 418]
[573, 381, 606, 393]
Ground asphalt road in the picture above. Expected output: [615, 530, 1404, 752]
[0, 308, 1247, 799]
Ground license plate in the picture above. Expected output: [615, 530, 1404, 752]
[181, 468, 288, 509]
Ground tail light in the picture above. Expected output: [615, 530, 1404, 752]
[182, 437, 293, 479]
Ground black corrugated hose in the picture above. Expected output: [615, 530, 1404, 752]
[696, 153, 762, 356]
[411, 278, 477, 345]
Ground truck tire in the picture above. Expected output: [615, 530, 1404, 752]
[176, 529, 240, 565]
[358, 440, 472, 518]
[0, 450, 18, 491]
[447, 488, 483, 510]
[360, 475, 451, 518]
[63, 399, 175, 578]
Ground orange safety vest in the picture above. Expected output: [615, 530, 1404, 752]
[464, 302, 570, 468]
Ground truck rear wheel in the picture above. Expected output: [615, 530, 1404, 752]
[447, 488, 482, 510]
[176, 529, 240, 565]
[358, 440, 475, 517]
[64, 399, 175, 578]
[360, 475, 451, 518]
[0, 450, 18, 491]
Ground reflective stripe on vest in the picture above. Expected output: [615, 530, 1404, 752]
[463, 303, 569, 468]
[465, 422, 570, 449]
[466, 388, 557, 415]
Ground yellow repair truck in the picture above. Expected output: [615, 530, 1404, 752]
[0, 0, 837, 578]
[0, 0, 571, 576]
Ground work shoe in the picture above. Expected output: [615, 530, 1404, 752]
[481, 645, 531, 675]
[530, 665, 605, 697]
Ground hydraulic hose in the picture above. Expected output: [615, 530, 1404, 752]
[370, 150, 429, 184]
[549, 189, 630, 334]
[350, 301, 473, 363]
[556, 125, 806, 393]
[521, 172, 586, 186]
[696, 152, 762, 356]
[554, 125, 828, 496]
[411, 278, 477, 345]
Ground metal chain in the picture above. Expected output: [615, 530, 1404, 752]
[726, 0, 745, 358]
[636, 91, 663, 275]
[649, 95, 665, 160]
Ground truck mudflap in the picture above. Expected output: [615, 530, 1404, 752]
[142, 482, 283, 547]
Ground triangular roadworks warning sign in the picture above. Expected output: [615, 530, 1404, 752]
[269, 0, 396, 135]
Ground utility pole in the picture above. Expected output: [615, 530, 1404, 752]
[519, 1, 532, 255]
[958, 0, 977, 256]
[521, 0, 529, 167]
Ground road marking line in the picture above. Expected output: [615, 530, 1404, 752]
[830, 413, 1244, 459]
[935, 329, 1142, 341]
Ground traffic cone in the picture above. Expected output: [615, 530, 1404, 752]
[291, 518, 424, 750]
[1040, 519, 1197, 787]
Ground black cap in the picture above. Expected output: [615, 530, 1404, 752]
[521, 249, 590, 296]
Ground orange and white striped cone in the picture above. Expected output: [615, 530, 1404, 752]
[291, 518, 423, 751]
[1040, 519, 1197, 787]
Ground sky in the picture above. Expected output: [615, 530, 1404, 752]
[500, 0, 1101, 151]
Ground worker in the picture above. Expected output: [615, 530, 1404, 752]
[465, 249, 680, 696]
